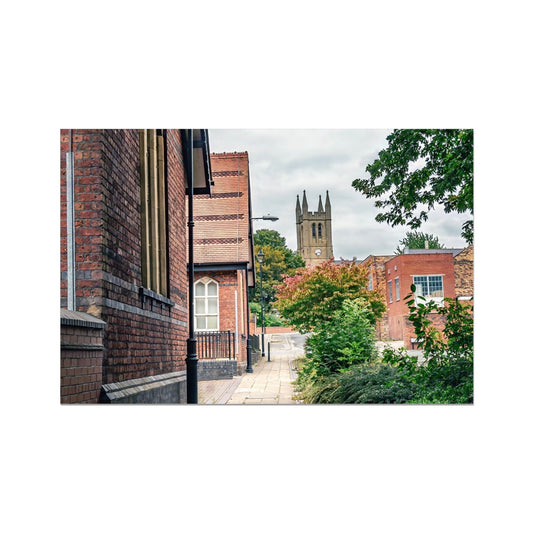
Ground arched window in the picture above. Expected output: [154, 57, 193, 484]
[318, 223, 322, 238]
[194, 277, 219, 331]
[312, 223, 316, 238]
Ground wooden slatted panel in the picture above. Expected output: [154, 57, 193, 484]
[139, 130, 151, 288]
[157, 133, 168, 296]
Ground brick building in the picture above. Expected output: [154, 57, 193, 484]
[359, 254, 394, 341]
[363, 246, 473, 349]
[190, 152, 256, 376]
[60, 129, 212, 403]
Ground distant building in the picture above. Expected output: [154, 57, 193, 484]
[295, 191, 333, 267]
[363, 246, 473, 349]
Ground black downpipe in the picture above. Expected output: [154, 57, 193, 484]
[186, 130, 198, 403]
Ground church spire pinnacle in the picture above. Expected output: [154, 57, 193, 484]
[296, 194, 301, 216]
[318, 194, 324, 213]
[302, 190, 308, 213]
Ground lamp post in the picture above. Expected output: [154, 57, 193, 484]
[252, 215, 279, 222]
[245, 215, 278, 373]
[257, 249, 265, 358]
[185, 129, 212, 404]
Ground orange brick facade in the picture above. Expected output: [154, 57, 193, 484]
[190, 152, 255, 373]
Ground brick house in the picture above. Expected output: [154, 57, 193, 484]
[60, 129, 212, 403]
[189, 152, 256, 377]
[362, 247, 473, 349]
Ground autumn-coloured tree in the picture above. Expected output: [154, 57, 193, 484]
[275, 259, 386, 333]
[251, 230, 305, 309]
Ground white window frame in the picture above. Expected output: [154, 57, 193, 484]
[395, 277, 400, 301]
[388, 280, 393, 303]
[412, 274, 444, 306]
[194, 277, 219, 331]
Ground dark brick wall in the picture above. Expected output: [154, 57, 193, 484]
[198, 360, 238, 381]
[100, 371, 187, 403]
[60, 129, 189, 401]
[60, 310, 106, 404]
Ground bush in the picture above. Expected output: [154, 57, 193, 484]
[379, 287, 474, 404]
[299, 299, 377, 379]
[297, 363, 416, 404]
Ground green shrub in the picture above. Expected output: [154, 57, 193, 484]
[379, 287, 474, 404]
[298, 363, 416, 404]
[298, 299, 378, 380]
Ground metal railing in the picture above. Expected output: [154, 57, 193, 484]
[197, 330, 235, 360]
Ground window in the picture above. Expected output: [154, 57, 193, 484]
[140, 129, 168, 296]
[318, 223, 322, 238]
[413, 275, 444, 304]
[194, 278, 219, 331]
[395, 277, 400, 301]
[312, 223, 316, 238]
[388, 280, 393, 303]
[368, 274, 373, 291]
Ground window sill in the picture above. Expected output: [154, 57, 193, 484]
[139, 287, 175, 309]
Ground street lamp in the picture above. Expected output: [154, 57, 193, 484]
[251, 215, 279, 221]
[257, 249, 266, 358]
[245, 214, 278, 373]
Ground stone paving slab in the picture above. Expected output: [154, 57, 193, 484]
[199, 333, 305, 405]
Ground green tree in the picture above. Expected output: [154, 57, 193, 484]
[352, 129, 473, 244]
[395, 231, 445, 254]
[251, 230, 305, 309]
[276, 259, 386, 333]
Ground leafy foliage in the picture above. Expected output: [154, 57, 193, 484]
[295, 285, 474, 404]
[382, 285, 474, 403]
[251, 230, 305, 310]
[249, 301, 287, 327]
[352, 129, 473, 244]
[276, 259, 386, 333]
[296, 363, 416, 404]
[299, 299, 378, 379]
[395, 231, 445, 255]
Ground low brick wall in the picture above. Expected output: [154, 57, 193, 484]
[61, 309, 106, 404]
[198, 359, 238, 381]
[100, 371, 187, 403]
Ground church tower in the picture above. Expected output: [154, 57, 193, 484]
[296, 190, 334, 267]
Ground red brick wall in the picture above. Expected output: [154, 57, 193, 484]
[60, 129, 189, 389]
[385, 253, 456, 316]
[193, 269, 248, 364]
[360, 256, 393, 341]
[384, 253, 456, 346]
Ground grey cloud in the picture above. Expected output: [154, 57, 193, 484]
[209, 129, 469, 261]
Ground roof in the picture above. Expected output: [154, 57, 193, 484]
[403, 247, 464, 257]
[188, 152, 254, 276]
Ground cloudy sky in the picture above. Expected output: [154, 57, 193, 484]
[208, 129, 470, 260]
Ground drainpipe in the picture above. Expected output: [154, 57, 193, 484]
[186, 130, 198, 404]
[66, 129, 76, 310]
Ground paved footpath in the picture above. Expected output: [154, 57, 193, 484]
[198, 333, 305, 405]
